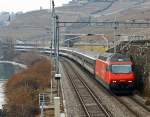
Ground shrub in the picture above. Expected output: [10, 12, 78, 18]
[5, 58, 51, 116]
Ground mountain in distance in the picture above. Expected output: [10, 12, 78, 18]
[0, 0, 149, 43]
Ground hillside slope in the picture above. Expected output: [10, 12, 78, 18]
[65, 0, 150, 39]
[0, 0, 150, 44]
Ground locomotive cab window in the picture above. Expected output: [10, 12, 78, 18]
[111, 64, 132, 73]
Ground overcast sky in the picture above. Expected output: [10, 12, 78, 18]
[0, 0, 72, 13]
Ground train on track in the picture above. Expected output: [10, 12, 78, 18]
[60, 48, 135, 93]
[15, 46, 135, 93]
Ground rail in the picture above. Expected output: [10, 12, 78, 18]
[61, 58, 112, 117]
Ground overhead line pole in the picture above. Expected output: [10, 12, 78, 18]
[52, 0, 57, 72]
[51, 1, 61, 117]
[52, 0, 61, 98]
[50, 0, 53, 57]
[114, 17, 117, 53]
[55, 15, 60, 74]
[50, 0, 53, 104]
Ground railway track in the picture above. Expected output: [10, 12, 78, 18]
[61, 57, 150, 116]
[114, 95, 150, 117]
[61, 58, 112, 117]
[79, 71, 138, 116]
[73, 61, 150, 117]
[81, 66, 150, 117]
[129, 95, 150, 112]
[84, 72, 150, 117]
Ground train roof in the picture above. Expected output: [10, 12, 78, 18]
[61, 48, 97, 60]
[98, 53, 131, 62]
[61, 48, 130, 62]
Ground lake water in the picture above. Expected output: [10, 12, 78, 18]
[0, 63, 20, 109]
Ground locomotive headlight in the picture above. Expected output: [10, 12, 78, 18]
[128, 81, 132, 83]
[112, 80, 117, 83]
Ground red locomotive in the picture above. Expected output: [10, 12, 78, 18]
[95, 53, 135, 92]
[60, 49, 135, 93]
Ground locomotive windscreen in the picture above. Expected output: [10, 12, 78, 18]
[111, 64, 132, 73]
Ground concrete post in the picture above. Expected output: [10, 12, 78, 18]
[40, 102, 44, 117]
[54, 97, 60, 117]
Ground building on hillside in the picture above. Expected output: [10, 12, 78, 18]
[120, 35, 145, 42]
[73, 34, 113, 53]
